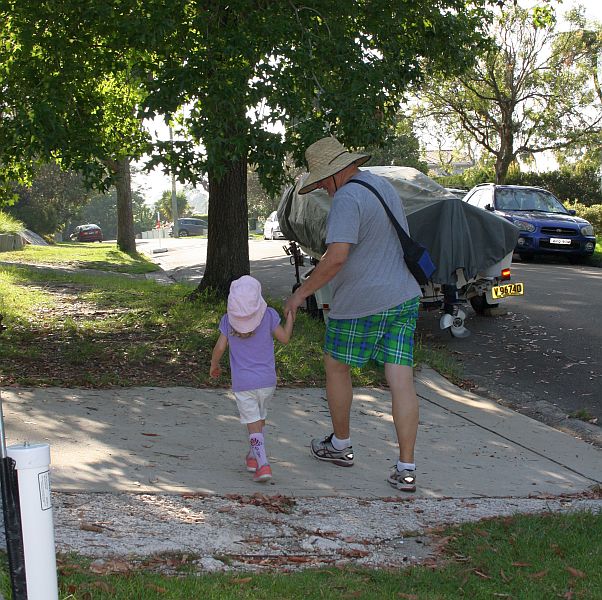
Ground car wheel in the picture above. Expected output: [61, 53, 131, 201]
[470, 293, 499, 315]
[567, 255, 586, 265]
[179, 229, 189, 237]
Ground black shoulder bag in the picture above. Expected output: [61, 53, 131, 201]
[350, 179, 436, 285]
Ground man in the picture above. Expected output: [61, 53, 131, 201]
[284, 136, 422, 492]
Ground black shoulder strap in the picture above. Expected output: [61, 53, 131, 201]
[349, 178, 412, 245]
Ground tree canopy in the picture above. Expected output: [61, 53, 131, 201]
[2, 1, 494, 294]
[415, 5, 602, 184]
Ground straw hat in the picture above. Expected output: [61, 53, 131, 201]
[227, 276, 267, 334]
[298, 137, 370, 195]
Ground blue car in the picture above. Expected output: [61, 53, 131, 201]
[463, 184, 596, 264]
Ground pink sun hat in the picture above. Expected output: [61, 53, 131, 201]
[227, 275, 268, 334]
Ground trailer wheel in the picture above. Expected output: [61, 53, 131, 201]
[470, 293, 499, 315]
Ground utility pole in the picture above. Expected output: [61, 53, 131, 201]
[169, 126, 179, 237]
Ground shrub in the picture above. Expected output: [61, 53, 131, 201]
[565, 201, 602, 234]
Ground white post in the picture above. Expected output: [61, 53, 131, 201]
[6, 443, 58, 600]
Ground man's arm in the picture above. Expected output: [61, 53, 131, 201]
[284, 242, 350, 318]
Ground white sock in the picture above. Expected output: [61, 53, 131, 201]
[331, 434, 351, 450]
[250, 433, 268, 466]
[397, 461, 416, 472]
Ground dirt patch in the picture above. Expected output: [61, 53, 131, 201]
[49, 490, 602, 574]
[1, 280, 206, 387]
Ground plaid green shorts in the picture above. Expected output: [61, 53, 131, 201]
[324, 297, 420, 367]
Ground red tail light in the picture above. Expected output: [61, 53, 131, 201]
[501, 268, 511, 280]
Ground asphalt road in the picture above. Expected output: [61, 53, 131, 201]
[138, 238, 601, 427]
[418, 255, 602, 425]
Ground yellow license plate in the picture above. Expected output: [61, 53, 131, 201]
[492, 282, 525, 299]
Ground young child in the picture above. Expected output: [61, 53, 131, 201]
[210, 275, 294, 482]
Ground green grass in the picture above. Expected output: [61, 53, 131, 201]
[0, 211, 25, 235]
[0, 242, 159, 274]
[0, 511, 598, 599]
[0, 243, 456, 387]
[0, 260, 341, 387]
[0, 256, 449, 387]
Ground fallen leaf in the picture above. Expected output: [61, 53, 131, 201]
[526, 569, 548, 579]
[341, 548, 370, 558]
[80, 522, 104, 533]
[473, 569, 492, 579]
[398, 594, 418, 599]
[89, 558, 132, 575]
[499, 569, 509, 583]
[231, 577, 252, 584]
[145, 584, 168, 593]
[287, 556, 314, 563]
[142, 432, 160, 436]
[511, 562, 531, 567]
[566, 567, 585, 579]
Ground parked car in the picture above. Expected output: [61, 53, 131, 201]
[463, 184, 596, 263]
[70, 224, 103, 242]
[170, 218, 207, 237]
[263, 211, 285, 240]
[444, 187, 468, 200]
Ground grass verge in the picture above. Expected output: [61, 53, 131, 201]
[0, 511, 599, 599]
[0, 242, 159, 274]
[0, 245, 448, 387]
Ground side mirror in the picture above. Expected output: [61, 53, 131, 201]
[485, 204, 494, 211]
[568, 209, 576, 216]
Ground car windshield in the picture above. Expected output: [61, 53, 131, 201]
[495, 189, 567, 213]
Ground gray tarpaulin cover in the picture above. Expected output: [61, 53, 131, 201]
[277, 166, 519, 286]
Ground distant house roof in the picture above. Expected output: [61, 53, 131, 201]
[422, 150, 474, 176]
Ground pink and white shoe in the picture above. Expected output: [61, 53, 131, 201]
[246, 452, 258, 473]
[253, 463, 272, 482]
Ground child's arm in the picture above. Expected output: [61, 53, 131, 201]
[273, 310, 294, 344]
[210, 334, 228, 378]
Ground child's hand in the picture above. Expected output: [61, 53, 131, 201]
[210, 364, 221, 378]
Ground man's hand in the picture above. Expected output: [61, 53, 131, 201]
[284, 288, 306, 321]
[284, 242, 350, 320]
[209, 363, 222, 379]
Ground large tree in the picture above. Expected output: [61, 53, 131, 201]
[415, 5, 602, 183]
[2, 1, 493, 295]
[0, 2, 153, 252]
[139, 0, 493, 295]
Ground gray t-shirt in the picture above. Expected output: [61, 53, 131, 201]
[325, 170, 422, 319]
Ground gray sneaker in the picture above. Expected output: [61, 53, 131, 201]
[310, 433, 354, 467]
[387, 467, 417, 492]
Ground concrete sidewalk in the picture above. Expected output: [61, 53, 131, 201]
[3, 367, 600, 498]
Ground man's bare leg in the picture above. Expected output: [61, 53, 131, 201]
[385, 363, 418, 463]
[324, 352, 353, 439]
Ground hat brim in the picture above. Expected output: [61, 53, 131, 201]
[298, 154, 370, 195]
[228, 300, 267, 334]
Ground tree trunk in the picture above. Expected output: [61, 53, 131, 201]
[495, 110, 515, 184]
[194, 155, 249, 298]
[113, 157, 136, 253]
